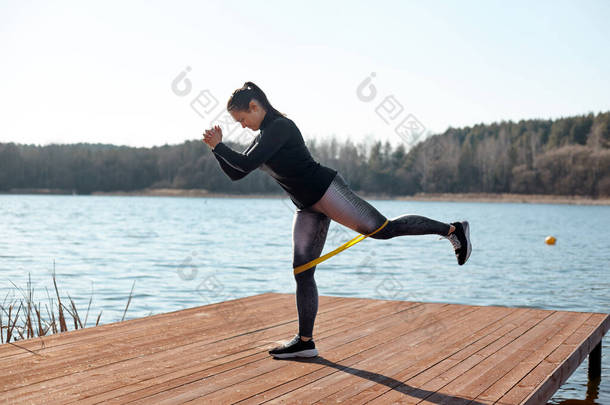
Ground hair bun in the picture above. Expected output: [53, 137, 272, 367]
[228, 81, 285, 117]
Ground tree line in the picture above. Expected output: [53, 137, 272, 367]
[1, 111, 608, 197]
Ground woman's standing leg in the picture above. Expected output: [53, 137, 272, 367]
[268, 207, 330, 358]
[291, 207, 331, 339]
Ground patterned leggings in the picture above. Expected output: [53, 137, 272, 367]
[292, 173, 451, 338]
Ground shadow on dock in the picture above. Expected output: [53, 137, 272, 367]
[275, 355, 488, 404]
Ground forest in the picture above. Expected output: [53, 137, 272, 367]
[1, 112, 609, 197]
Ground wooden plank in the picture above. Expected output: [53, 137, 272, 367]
[0, 292, 284, 359]
[187, 304, 474, 404]
[1, 293, 293, 389]
[473, 311, 591, 403]
[498, 312, 610, 405]
[4, 295, 412, 403]
[2, 292, 354, 363]
[363, 308, 554, 405]
[325, 307, 541, 405]
[227, 305, 494, 405]
[235, 303, 484, 405]
[87, 300, 447, 404]
[415, 311, 587, 404]
[0, 293, 607, 405]
[1, 293, 381, 402]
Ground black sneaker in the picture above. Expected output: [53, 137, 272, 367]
[268, 334, 319, 358]
[444, 221, 472, 265]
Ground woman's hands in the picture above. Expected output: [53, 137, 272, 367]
[202, 125, 223, 150]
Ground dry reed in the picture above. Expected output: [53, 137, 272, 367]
[1, 264, 135, 344]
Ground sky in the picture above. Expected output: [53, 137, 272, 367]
[1, 0, 609, 148]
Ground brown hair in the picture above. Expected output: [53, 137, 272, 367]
[227, 81, 286, 117]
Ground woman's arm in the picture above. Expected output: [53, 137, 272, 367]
[203, 125, 255, 181]
[211, 135, 260, 180]
[213, 153, 248, 181]
[212, 120, 290, 173]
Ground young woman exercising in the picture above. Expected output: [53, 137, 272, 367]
[202, 81, 471, 359]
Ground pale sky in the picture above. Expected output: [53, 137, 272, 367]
[1, 0, 609, 148]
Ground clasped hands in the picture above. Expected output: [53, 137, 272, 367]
[202, 125, 223, 150]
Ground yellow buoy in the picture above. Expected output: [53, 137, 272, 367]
[545, 236, 556, 245]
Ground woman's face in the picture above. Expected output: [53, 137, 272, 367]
[229, 100, 266, 131]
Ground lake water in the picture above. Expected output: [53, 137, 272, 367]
[1, 194, 608, 403]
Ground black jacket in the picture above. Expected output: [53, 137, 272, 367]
[212, 111, 337, 209]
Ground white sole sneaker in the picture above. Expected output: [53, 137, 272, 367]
[462, 221, 472, 264]
[270, 348, 319, 359]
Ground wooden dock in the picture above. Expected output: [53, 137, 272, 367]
[1, 292, 608, 404]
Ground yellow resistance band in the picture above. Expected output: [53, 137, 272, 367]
[293, 219, 389, 275]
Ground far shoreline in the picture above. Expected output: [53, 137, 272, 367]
[1, 188, 609, 205]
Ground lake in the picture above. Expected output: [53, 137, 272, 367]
[1, 194, 608, 403]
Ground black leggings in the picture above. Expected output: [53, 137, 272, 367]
[292, 173, 451, 338]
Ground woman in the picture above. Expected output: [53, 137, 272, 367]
[202, 81, 471, 359]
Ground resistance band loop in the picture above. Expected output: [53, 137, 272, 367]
[293, 219, 389, 275]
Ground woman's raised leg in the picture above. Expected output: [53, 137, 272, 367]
[311, 174, 471, 264]
[312, 174, 450, 237]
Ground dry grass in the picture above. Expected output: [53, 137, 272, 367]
[0, 263, 135, 344]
